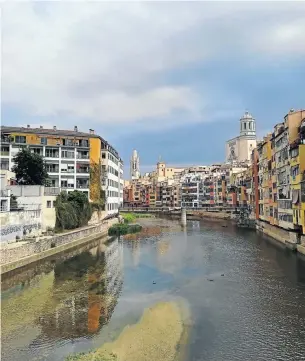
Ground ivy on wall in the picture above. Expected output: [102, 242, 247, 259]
[90, 161, 105, 210]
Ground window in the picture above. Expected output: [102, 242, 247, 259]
[47, 201, 51, 208]
[102, 152, 106, 159]
[15, 135, 26, 144]
[53, 201, 56, 208]
[40, 137, 47, 145]
[244, 123, 246, 130]
[249, 123, 251, 129]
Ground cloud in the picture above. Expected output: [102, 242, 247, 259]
[2, 2, 305, 129]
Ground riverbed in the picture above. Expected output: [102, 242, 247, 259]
[1, 217, 305, 361]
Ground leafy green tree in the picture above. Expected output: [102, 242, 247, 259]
[12, 148, 48, 185]
[55, 191, 92, 230]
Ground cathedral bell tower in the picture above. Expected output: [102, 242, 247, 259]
[240, 111, 256, 137]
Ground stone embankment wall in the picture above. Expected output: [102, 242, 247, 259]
[0, 218, 117, 273]
[187, 210, 233, 221]
[0, 208, 42, 243]
[297, 236, 305, 256]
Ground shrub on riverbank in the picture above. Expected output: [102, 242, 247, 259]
[122, 213, 136, 224]
[108, 223, 142, 236]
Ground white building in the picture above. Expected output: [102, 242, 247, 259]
[130, 149, 140, 180]
[101, 143, 124, 215]
[226, 111, 257, 164]
[0, 126, 124, 217]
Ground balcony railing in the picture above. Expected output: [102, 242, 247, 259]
[1, 151, 9, 156]
[44, 187, 60, 195]
[77, 169, 89, 173]
[278, 199, 292, 209]
[77, 154, 90, 159]
[76, 184, 89, 189]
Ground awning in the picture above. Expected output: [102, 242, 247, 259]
[292, 189, 299, 205]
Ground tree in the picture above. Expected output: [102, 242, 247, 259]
[12, 148, 48, 185]
[54, 191, 92, 230]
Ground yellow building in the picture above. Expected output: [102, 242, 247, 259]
[291, 116, 305, 234]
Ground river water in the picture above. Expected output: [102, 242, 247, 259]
[2, 217, 305, 361]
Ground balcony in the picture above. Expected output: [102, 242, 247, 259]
[290, 174, 301, 185]
[44, 187, 60, 196]
[76, 183, 89, 189]
[77, 167, 89, 174]
[46, 167, 59, 174]
[77, 153, 89, 160]
[1, 151, 9, 156]
[278, 199, 292, 210]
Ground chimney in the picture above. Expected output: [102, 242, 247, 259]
[53, 126, 57, 130]
[89, 129, 95, 134]
[74, 126, 78, 132]
[27, 124, 30, 128]
[40, 125, 43, 129]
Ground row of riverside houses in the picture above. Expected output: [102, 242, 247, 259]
[0, 125, 124, 217]
[123, 109, 305, 252]
[253, 109, 305, 250]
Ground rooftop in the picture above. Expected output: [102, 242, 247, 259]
[1, 125, 123, 162]
[0, 125, 100, 139]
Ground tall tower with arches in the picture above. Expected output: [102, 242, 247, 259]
[226, 110, 257, 164]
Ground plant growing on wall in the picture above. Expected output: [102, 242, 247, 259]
[54, 191, 92, 231]
[90, 162, 106, 210]
[12, 148, 48, 185]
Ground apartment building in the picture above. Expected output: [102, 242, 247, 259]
[257, 135, 273, 223]
[0, 125, 123, 215]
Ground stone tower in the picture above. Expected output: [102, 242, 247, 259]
[130, 149, 140, 180]
[240, 111, 256, 137]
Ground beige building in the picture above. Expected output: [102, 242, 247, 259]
[226, 111, 257, 164]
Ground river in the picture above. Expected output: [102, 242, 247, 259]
[1, 217, 305, 361]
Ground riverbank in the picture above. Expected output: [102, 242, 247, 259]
[0, 218, 117, 275]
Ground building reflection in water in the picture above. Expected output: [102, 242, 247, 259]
[37, 239, 123, 340]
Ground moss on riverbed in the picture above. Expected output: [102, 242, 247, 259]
[66, 301, 187, 361]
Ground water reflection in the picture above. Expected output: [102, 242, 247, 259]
[1, 238, 123, 361]
[37, 239, 123, 340]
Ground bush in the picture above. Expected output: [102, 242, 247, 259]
[108, 223, 142, 236]
[122, 213, 136, 224]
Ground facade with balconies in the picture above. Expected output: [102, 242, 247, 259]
[0, 126, 123, 215]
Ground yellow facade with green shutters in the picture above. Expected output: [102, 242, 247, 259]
[291, 144, 305, 233]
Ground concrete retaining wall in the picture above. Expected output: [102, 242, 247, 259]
[0, 219, 117, 273]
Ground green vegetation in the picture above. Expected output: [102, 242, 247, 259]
[108, 223, 142, 236]
[122, 212, 154, 223]
[122, 213, 136, 224]
[55, 191, 92, 231]
[12, 148, 48, 185]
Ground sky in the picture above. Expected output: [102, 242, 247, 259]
[2, 1, 305, 176]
